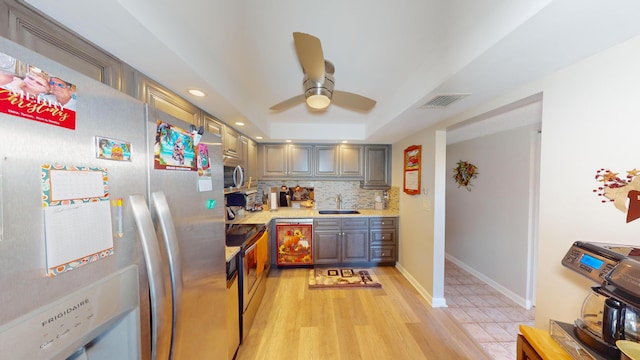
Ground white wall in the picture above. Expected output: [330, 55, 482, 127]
[445, 122, 540, 307]
[394, 33, 640, 327]
[393, 130, 445, 305]
[533, 35, 640, 327]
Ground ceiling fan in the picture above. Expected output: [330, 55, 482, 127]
[270, 32, 376, 112]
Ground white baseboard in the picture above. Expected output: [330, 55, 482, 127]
[445, 254, 531, 309]
[395, 263, 448, 308]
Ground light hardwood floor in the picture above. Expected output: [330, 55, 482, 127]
[235, 266, 490, 360]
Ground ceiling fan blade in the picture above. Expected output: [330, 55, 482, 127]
[332, 91, 377, 111]
[293, 32, 325, 82]
[270, 94, 305, 111]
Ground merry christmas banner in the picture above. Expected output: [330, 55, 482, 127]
[0, 51, 77, 129]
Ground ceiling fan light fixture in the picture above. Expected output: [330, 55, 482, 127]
[304, 73, 334, 109]
[306, 93, 331, 109]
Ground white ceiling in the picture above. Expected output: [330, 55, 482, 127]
[23, 0, 640, 144]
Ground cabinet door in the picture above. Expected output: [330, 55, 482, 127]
[288, 145, 313, 177]
[2, 2, 126, 90]
[223, 126, 241, 159]
[261, 144, 287, 177]
[339, 145, 364, 177]
[241, 136, 249, 165]
[247, 139, 258, 182]
[313, 231, 341, 264]
[342, 229, 369, 263]
[314, 145, 339, 177]
[139, 76, 200, 126]
[203, 113, 224, 137]
[363, 145, 390, 188]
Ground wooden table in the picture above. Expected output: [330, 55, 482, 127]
[517, 325, 572, 360]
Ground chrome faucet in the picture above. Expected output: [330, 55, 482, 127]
[336, 193, 342, 209]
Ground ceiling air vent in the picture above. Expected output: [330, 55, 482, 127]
[419, 93, 470, 109]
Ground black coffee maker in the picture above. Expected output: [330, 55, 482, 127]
[562, 242, 640, 358]
[279, 186, 290, 207]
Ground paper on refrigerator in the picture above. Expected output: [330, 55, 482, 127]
[41, 164, 114, 276]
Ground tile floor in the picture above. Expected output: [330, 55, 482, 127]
[444, 260, 535, 360]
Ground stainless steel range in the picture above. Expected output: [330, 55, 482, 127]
[226, 223, 269, 342]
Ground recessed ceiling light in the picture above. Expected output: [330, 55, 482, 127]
[188, 89, 205, 97]
[342, 140, 348, 143]
[255, 136, 263, 140]
[285, 140, 292, 143]
[235, 122, 245, 126]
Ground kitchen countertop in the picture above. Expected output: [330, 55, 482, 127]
[229, 207, 399, 225]
[225, 245, 240, 262]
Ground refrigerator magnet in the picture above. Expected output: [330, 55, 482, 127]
[96, 136, 132, 161]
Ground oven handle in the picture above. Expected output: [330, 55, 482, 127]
[243, 229, 265, 250]
[244, 242, 257, 254]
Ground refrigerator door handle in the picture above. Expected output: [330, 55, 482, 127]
[129, 194, 172, 360]
[151, 191, 184, 354]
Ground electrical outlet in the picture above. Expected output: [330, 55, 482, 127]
[423, 199, 431, 211]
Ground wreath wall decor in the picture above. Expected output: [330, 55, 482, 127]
[453, 160, 479, 191]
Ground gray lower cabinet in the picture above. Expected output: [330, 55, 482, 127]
[313, 218, 369, 265]
[369, 217, 397, 264]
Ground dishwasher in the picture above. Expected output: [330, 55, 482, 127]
[275, 219, 313, 266]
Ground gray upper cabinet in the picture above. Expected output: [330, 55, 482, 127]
[314, 145, 339, 177]
[362, 145, 391, 189]
[137, 76, 200, 126]
[246, 137, 258, 184]
[262, 144, 287, 177]
[260, 144, 313, 178]
[289, 144, 312, 176]
[223, 126, 242, 160]
[339, 145, 363, 178]
[314, 144, 363, 179]
[240, 135, 258, 184]
[0, 0, 129, 92]
[203, 113, 224, 137]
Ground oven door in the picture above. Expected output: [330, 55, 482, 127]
[242, 242, 258, 311]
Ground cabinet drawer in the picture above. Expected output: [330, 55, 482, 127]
[314, 218, 341, 229]
[369, 217, 397, 229]
[341, 218, 369, 229]
[370, 246, 396, 262]
[370, 229, 396, 245]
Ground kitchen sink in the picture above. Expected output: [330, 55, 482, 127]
[318, 210, 360, 215]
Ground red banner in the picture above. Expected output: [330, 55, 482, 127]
[0, 88, 76, 129]
[0, 51, 77, 130]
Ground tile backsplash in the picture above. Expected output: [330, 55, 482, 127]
[255, 180, 399, 210]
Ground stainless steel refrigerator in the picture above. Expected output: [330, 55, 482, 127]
[0, 36, 227, 359]
[0, 37, 149, 358]
[130, 106, 227, 359]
